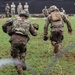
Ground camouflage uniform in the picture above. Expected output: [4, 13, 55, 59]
[2, 10, 37, 75]
[43, 5, 73, 53]
[11, 2, 16, 16]
[42, 6, 49, 17]
[17, 3, 23, 15]
[24, 2, 29, 14]
[60, 8, 66, 14]
[5, 3, 10, 17]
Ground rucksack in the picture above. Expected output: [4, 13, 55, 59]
[50, 12, 64, 32]
[51, 12, 62, 22]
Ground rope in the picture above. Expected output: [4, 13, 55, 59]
[47, 41, 64, 75]
[55, 59, 64, 75]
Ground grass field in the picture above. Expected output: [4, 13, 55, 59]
[0, 16, 75, 75]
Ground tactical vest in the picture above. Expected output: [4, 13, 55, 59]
[12, 18, 30, 35]
[50, 11, 64, 32]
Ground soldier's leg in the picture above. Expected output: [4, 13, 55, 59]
[19, 36, 29, 70]
[7, 12, 10, 17]
[51, 41, 62, 53]
[11, 10, 12, 16]
[6, 12, 8, 17]
[19, 52, 27, 70]
[53, 31, 63, 53]
[19, 45, 27, 70]
[10, 34, 29, 75]
[10, 45, 24, 75]
[50, 32, 62, 53]
[7, 12, 9, 17]
[12, 10, 14, 16]
[13, 10, 15, 16]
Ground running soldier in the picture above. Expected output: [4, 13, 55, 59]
[2, 10, 38, 75]
[5, 3, 10, 17]
[11, 2, 16, 16]
[43, 5, 73, 53]
[17, 2, 23, 15]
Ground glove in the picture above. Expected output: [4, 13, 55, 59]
[32, 23, 39, 30]
[43, 36, 48, 41]
[68, 31, 73, 35]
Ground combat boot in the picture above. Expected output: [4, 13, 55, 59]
[21, 61, 27, 70]
[54, 44, 59, 53]
[15, 64, 24, 75]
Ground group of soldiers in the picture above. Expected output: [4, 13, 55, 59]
[5, 2, 29, 17]
[42, 6, 66, 17]
[2, 5, 73, 75]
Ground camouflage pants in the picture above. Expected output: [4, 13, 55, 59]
[50, 31, 63, 44]
[50, 31, 63, 53]
[17, 9, 22, 15]
[11, 10, 15, 16]
[6, 11, 10, 17]
[10, 34, 29, 75]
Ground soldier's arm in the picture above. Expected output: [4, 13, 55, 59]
[2, 20, 13, 33]
[63, 15, 73, 33]
[8, 6, 10, 9]
[42, 9, 44, 13]
[29, 24, 37, 36]
[44, 16, 50, 36]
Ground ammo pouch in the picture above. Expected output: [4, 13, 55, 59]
[12, 27, 29, 36]
[14, 30, 27, 35]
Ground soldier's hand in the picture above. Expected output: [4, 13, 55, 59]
[68, 31, 73, 35]
[32, 23, 39, 30]
[43, 36, 48, 41]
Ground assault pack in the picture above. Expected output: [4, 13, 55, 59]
[50, 12, 64, 32]
[51, 12, 62, 22]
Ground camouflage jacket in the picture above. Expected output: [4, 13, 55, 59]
[2, 18, 37, 37]
[5, 6, 10, 12]
[44, 11, 73, 36]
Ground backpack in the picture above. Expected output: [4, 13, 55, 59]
[51, 12, 62, 22]
[50, 12, 64, 32]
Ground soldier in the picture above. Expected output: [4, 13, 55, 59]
[24, 2, 29, 13]
[5, 3, 10, 17]
[11, 2, 16, 16]
[2, 10, 37, 75]
[43, 5, 73, 53]
[42, 6, 49, 17]
[17, 2, 23, 15]
[48, 6, 52, 14]
[60, 7, 66, 14]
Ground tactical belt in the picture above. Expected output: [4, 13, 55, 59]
[51, 26, 64, 28]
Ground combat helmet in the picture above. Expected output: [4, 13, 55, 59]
[19, 10, 29, 17]
[49, 5, 59, 12]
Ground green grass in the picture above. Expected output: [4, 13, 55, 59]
[0, 16, 75, 75]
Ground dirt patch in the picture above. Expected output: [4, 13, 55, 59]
[64, 52, 75, 59]
[41, 73, 63, 75]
